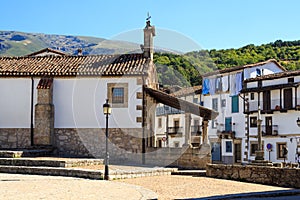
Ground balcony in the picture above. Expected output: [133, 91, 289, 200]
[246, 99, 300, 114]
[217, 129, 235, 139]
[191, 125, 202, 136]
[262, 125, 279, 136]
[167, 127, 183, 137]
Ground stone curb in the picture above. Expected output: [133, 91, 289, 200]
[188, 189, 300, 200]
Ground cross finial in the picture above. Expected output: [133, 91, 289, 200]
[146, 12, 151, 22]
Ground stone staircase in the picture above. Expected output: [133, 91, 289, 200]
[0, 157, 104, 179]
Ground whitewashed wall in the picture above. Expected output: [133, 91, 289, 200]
[53, 77, 142, 129]
[0, 78, 38, 128]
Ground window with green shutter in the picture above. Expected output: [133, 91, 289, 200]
[231, 95, 239, 113]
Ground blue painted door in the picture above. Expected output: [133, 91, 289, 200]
[212, 142, 221, 161]
[225, 117, 232, 132]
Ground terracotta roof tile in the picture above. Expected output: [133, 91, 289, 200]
[0, 53, 148, 77]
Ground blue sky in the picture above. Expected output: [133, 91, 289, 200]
[1, 0, 300, 51]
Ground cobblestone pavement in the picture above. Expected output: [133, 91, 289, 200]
[0, 173, 299, 200]
[118, 175, 299, 200]
[0, 173, 157, 200]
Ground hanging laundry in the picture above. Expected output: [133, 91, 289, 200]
[215, 76, 222, 93]
[202, 78, 210, 95]
[222, 75, 229, 92]
[230, 73, 236, 96]
[209, 78, 216, 95]
[235, 72, 243, 95]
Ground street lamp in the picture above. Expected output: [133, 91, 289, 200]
[103, 99, 111, 180]
[296, 117, 300, 127]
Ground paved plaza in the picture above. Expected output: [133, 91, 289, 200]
[1, 173, 300, 200]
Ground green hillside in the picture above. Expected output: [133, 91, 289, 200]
[155, 40, 300, 86]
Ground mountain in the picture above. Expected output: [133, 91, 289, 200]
[0, 31, 141, 56]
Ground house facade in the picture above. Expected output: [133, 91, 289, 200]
[241, 70, 300, 163]
[201, 60, 286, 164]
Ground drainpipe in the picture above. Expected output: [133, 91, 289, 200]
[30, 77, 34, 146]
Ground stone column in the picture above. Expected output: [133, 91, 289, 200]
[202, 119, 209, 144]
[34, 78, 54, 146]
[183, 113, 192, 147]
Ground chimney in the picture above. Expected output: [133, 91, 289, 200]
[77, 48, 83, 56]
[142, 19, 155, 60]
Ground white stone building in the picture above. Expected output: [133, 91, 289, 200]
[0, 20, 159, 163]
[241, 70, 300, 164]
[201, 60, 286, 164]
[155, 86, 203, 148]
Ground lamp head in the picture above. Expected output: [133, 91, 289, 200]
[103, 99, 111, 115]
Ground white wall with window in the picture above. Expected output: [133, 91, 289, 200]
[53, 77, 142, 129]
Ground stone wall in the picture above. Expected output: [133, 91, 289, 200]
[0, 129, 30, 148]
[206, 164, 300, 188]
[145, 144, 211, 169]
[54, 128, 143, 164]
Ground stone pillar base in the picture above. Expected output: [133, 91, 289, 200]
[254, 150, 264, 161]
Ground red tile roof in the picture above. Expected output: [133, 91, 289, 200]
[0, 53, 148, 77]
[26, 48, 68, 57]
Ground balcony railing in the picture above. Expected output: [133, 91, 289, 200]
[247, 99, 300, 113]
[191, 125, 202, 136]
[262, 125, 279, 136]
[167, 127, 183, 136]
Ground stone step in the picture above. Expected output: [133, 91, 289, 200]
[0, 158, 104, 168]
[171, 170, 206, 177]
[0, 148, 53, 158]
[0, 165, 103, 180]
[0, 165, 177, 180]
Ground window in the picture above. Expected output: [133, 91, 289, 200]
[277, 143, 287, 159]
[288, 77, 294, 83]
[107, 83, 128, 108]
[250, 142, 258, 156]
[212, 98, 218, 111]
[250, 93, 255, 100]
[258, 80, 262, 88]
[225, 141, 232, 153]
[221, 99, 226, 107]
[193, 97, 198, 104]
[112, 88, 124, 103]
[212, 120, 217, 129]
[250, 117, 257, 127]
[231, 95, 239, 113]
[158, 118, 162, 128]
[215, 76, 222, 93]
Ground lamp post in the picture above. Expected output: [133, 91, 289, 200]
[103, 99, 111, 180]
